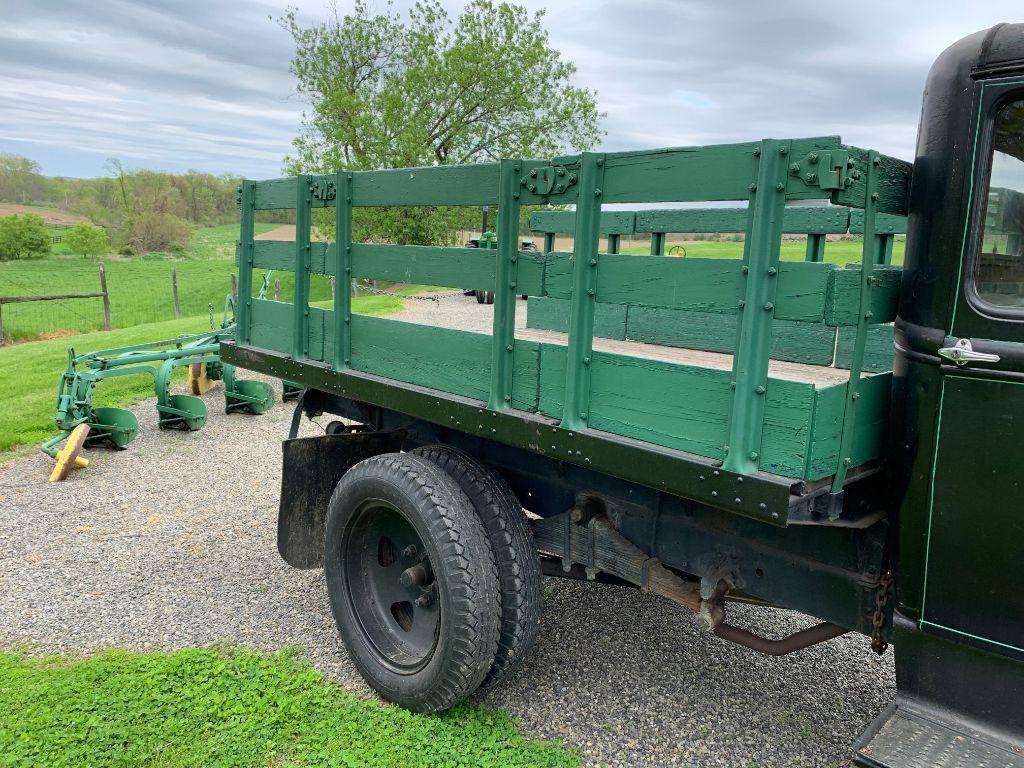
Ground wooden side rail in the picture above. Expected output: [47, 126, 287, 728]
[233, 138, 908, 486]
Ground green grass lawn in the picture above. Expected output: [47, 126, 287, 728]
[0, 292, 405, 461]
[618, 237, 905, 265]
[0, 647, 576, 768]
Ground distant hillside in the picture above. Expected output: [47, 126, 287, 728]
[0, 204, 89, 227]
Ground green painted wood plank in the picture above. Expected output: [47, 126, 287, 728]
[805, 374, 891, 480]
[527, 297, 837, 366]
[849, 210, 907, 234]
[347, 244, 546, 295]
[349, 315, 539, 411]
[525, 296, 627, 340]
[254, 176, 334, 210]
[543, 256, 836, 322]
[249, 298, 325, 361]
[835, 325, 895, 372]
[529, 210, 636, 235]
[352, 163, 499, 207]
[634, 206, 851, 235]
[351, 244, 496, 288]
[626, 305, 837, 365]
[249, 298, 293, 354]
[252, 241, 328, 273]
[824, 265, 902, 325]
[537, 345, 820, 479]
[832, 148, 911, 216]
[250, 241, 548, 294]
[601, 143, 760, 204]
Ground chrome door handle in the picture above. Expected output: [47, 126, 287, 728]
[937, 338, 1001, 366]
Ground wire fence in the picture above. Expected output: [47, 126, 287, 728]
[0, 261, 247, 344]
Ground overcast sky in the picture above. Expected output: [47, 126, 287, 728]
[1, 1, 1020, 179]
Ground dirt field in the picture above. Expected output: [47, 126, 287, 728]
[0, 203, 89, 227]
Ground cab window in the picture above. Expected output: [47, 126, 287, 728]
[975, 98, 1024, 308]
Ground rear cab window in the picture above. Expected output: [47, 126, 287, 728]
[974, 98, 1024, 308]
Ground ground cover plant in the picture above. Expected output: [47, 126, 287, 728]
[0, 647, 577, 768]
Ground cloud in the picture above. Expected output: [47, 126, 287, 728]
[0, 0, 1019, 178]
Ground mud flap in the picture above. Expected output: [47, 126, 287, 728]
[278, 429, 405, 568]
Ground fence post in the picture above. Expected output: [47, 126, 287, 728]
[171, 269, 181, 319]
[98, 263, 112, 330]
[274, 279, 281, 301]
[0, 303, 4, 346]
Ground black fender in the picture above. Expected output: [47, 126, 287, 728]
[278, 427, 405, 568]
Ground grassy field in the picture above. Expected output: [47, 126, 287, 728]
[0, 647, 576, 768]
[0, 224, 313, 341]
[618, 237, 905, 264]
[0, 293, 404, 461]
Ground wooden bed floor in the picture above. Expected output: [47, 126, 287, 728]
[389, 296, 858, 386]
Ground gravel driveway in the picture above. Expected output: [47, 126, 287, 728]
[0, 296, 894, 767]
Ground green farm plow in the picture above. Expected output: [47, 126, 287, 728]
[41, 281, 299, 481]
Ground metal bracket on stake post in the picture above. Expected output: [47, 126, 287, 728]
[560, 153, 605, 432]
[334, 172, 353, 370]
[236, 181, 256, 345]
[830, 151, 880, 497]
[722, 139, 790, 476]
[488, 159, 523, 411]
[293, 175, 312, 361]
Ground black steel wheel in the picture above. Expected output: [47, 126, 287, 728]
[324, 452, 500, 712]
[411, 445, 542, 689]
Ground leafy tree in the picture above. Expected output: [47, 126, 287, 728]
[0, 154, 49, 203]
[280, 0, 604, 244]
[64, 222, 110, 257]
[127, 211, 192, 254]
[0, 214, 51, 260]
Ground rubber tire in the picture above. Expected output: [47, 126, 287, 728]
[324, 452, 500, 712]
[411, 445, 542, 689]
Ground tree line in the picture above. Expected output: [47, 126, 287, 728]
[0, 154, 246, 256]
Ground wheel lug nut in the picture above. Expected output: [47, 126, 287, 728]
[415, 593, 434, 608]
[400, 563, 430, 588]
[400, 545, 417, 558]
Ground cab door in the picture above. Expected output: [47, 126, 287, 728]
[922, 83, 1024, 657]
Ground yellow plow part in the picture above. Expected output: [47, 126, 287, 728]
[188, 362, 217, 395]
[49, 424, 90, 482]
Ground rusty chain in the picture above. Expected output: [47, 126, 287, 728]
[870, 568, 894, 655]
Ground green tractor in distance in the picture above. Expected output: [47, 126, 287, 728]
[463, 206, 537, 304]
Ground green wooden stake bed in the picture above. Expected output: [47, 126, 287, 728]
[222, 25, 1024, 768]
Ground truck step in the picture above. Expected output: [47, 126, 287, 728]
[854, 704, 1024, 768]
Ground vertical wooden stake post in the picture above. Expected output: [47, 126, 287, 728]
[293, 175, 312, 361]
[333, 172, 353, 370]
[98, 263, 112, 330]
[722, 139, 789, 476]
[171, 269, 181, 319]
[236, 182, 255, 344]
[488, 159, 522, 411]
[560, 153, 606, 431]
